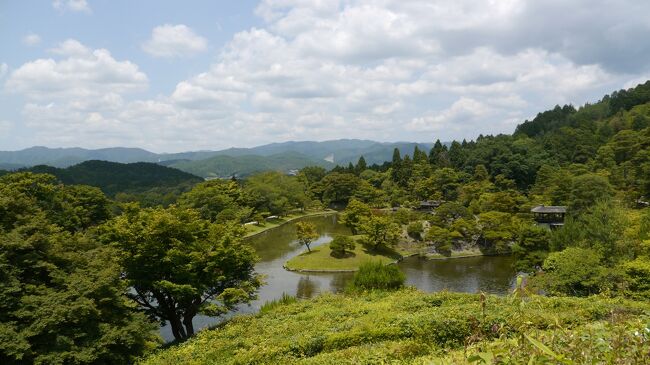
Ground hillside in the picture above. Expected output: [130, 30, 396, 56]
[0, 140, 437, 171]
[26, 160, 203, 196]
[168, 151, 334, 178]
[141, 289, 650, 364]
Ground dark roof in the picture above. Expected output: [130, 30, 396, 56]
[531, 205, 567, 214]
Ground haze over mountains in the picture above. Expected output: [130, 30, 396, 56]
[0, 140, 435, 178]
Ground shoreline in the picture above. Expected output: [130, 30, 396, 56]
[243, 210, 338, 239]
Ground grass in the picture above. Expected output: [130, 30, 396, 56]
[244, 210, 336, 238]
[140, 289, 650, 365]
[284, 240, 401, 272]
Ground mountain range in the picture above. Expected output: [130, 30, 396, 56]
[0, 140, 436, 178]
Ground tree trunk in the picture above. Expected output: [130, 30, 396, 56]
[168, 315, 187, 341]
[183, 316, 195, 337]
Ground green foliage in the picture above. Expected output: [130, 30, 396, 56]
[329, 235, 356, 255]
[27, 160, 203, 197]
[259, 293, 297, 314]
[339, 198, 372, 234]
[425, 225, 454, 255]
[141, 290, 650, 365]
[360, 215, 401, 250]
[0, 173, 158, 364]
[312, 172, 361, 205]
[512, 224, 550, 272]
[477, 211, 517, 253]
[245, 171, 311, 216]
[100, 206, 262, 341]
[568, 173, 614, 213]
[536, 247, 610, 296]
[406, 221, 424, 240]
[621, 257, 650, 300]
[348, 261, 405, 291]
[0, 172, 111, 232]
[295, 221, 319, 252]
[178, 179, 247, 222]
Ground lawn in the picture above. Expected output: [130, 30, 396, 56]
[244, 210, 336, 238]
[284, 241, 401, 271]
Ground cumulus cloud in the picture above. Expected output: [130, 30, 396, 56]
[22, 34, 42, 46]
[53, 0, 91, 13]
[142, 24, 208, 58]
[5, 0, 650, 151]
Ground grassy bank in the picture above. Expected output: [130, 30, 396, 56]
[284, 242, 401, 272]
[141, 289, 650, 364]
[244, 210, 337, 238]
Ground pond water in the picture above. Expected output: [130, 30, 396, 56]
[160, 214, 516, 341]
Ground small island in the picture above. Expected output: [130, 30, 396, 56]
[284, 239, 401, 272]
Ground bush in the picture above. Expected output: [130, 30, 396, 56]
[349, 261, 405, 291]
[259, 293, 297, 314]
[330, 235, 356, 255]
[622, 257, 650, 300]
[535, 247, 609, 296]
[406, 221, 424, 240]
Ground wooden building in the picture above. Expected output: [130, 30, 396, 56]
[531, 205, 567, 229]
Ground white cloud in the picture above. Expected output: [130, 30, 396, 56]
[48, 39, 91, 57]
[7, 39, 147, 100]
[0, 63, 8, 78]
[5, 1, 650, 151]
[22, 34, 42, 46]
[53, 0, 91, 13]
[142, 24, 208, 58]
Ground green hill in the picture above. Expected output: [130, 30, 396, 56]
[25, 160, 203, 196]
[168, 151, 334, 178]
[141, 289, 650, 364]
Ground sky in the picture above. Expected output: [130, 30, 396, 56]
[1, 0, 649, 153]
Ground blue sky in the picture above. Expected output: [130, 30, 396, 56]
[1, 0, 649, 152]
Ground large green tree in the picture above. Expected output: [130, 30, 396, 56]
[100, 206, 262, 341]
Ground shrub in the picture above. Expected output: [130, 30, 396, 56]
[349, 261, 405, 291]
[622, 256, 650, 300]
[259, 293, 297, 314]
[535, 247, 609, 296]
[330, 235, 356, 255]
[407, 221, 424, 240]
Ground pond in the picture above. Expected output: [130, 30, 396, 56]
[160, 214, 517, 341]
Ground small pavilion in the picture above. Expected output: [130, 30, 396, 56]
[531, 205, 567, 229]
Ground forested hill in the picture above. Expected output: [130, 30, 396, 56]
[25, 160, 203, 196]
[166, 151, 334, 178]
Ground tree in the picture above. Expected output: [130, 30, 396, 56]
[0, 217, 158, 364]
[340, 198, 372, 234]
[101, 206, 261, 341]
[313, 172, 360, 205]
[355, 156, 367, 174]
[536, 247, 609, 296]
[425, 225, 454, 255]
[511, 224, 550, 272]
[330, 235, 356, 255]
[296, 221, 319, 252]
[178, 179, 242, 222]
[360, 215, 401, 250]
[406, 221, 424, 240]
[568, 173, 614, 213]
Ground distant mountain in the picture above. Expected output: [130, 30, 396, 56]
[205, 139, 435, 166]
[24, 160, 203, 196]
[0, 139, 440, 175]
[168, 151, 334, 178]
[0, 146, 160, 168]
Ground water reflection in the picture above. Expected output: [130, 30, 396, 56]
[160, 214, 516, 341]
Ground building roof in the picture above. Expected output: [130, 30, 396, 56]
[531, 205, 567, 214]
